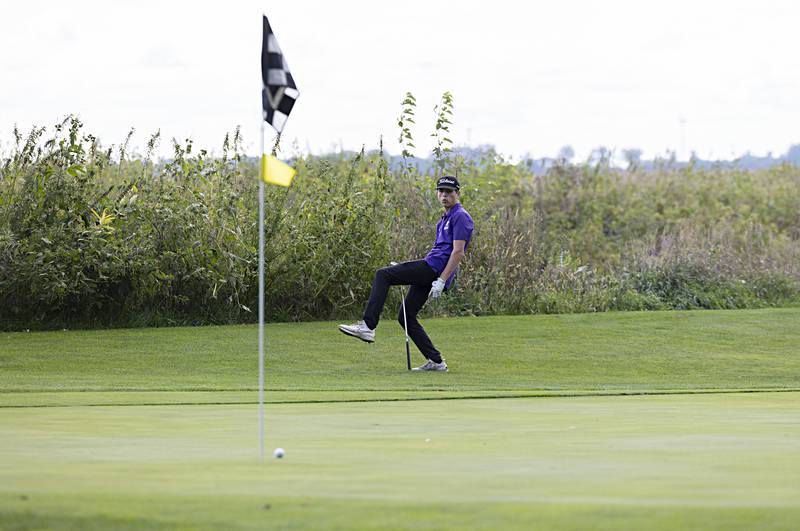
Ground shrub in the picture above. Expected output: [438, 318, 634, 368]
[1, 110, 799, 330]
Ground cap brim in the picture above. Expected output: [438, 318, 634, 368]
[436, 185, 458, 191]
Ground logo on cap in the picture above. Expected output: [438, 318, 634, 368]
[436, 176, 460, 190]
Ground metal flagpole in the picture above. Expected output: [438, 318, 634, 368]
[258, 121, 266, 459]
[259, 12, 298, 458]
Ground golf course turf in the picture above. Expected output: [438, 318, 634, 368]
[2, 308, 799, 529]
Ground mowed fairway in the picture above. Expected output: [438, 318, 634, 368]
[1, 309, 800, 529]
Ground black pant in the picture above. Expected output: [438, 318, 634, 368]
[363, 260, 442, 363]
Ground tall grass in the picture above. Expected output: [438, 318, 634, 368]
[1, 112, 798, 330]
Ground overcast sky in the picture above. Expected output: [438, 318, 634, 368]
[2, 0, 799, 161]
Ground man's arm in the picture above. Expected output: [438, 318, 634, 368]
[439, 239, 467, 283]
[428, 240, 466, 298]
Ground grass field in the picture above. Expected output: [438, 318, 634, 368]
[2, 308, 799, 529]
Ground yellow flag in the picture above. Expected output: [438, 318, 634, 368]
[260, 154, 296, 187]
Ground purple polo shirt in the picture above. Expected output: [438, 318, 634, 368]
[424, 202, 474, 287]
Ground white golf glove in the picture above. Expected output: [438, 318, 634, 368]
[428, 278, 446, 299]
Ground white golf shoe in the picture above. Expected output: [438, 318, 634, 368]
[338, 320, 375, 343]
[412, 359, 448, 372]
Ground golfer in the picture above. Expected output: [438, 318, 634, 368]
[339, 176, 474, 371]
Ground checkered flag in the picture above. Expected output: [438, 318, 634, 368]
[261, 15, 299, 134]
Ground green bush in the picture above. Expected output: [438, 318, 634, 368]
[1, 111, 799, 330]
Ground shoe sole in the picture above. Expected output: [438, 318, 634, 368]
[338, 327, 374, 343]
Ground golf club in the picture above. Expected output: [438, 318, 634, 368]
[390, 261, 412, 370]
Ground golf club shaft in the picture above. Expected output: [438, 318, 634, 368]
[390, 262, 412, 371]
[401, 286, 411, 370]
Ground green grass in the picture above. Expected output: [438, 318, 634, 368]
[2, 308, 799, 401]
[1, 394, 799, 530]
[1, 309, 799, 529]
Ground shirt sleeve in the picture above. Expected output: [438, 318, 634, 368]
[452, 212, 474, 242]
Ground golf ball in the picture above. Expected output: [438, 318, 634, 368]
[274, 447, 285, 458]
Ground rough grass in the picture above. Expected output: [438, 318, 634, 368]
[1, 308, 798, 402]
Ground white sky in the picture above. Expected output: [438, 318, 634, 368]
[2, 0, 799, 161]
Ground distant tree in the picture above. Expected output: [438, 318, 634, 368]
[589, 146, 611, 166]
[622, 148, 642, 171]
[785, 144, 800, 163]
[557, 145, 574, 162]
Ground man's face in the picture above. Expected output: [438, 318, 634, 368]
[437, 188, 459, 209]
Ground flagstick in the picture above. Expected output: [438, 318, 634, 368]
[258, 120, 266, 459]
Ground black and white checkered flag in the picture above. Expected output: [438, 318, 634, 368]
[261, 15, 299, 134]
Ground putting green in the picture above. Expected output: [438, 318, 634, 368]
[2, 392, 799, 530]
